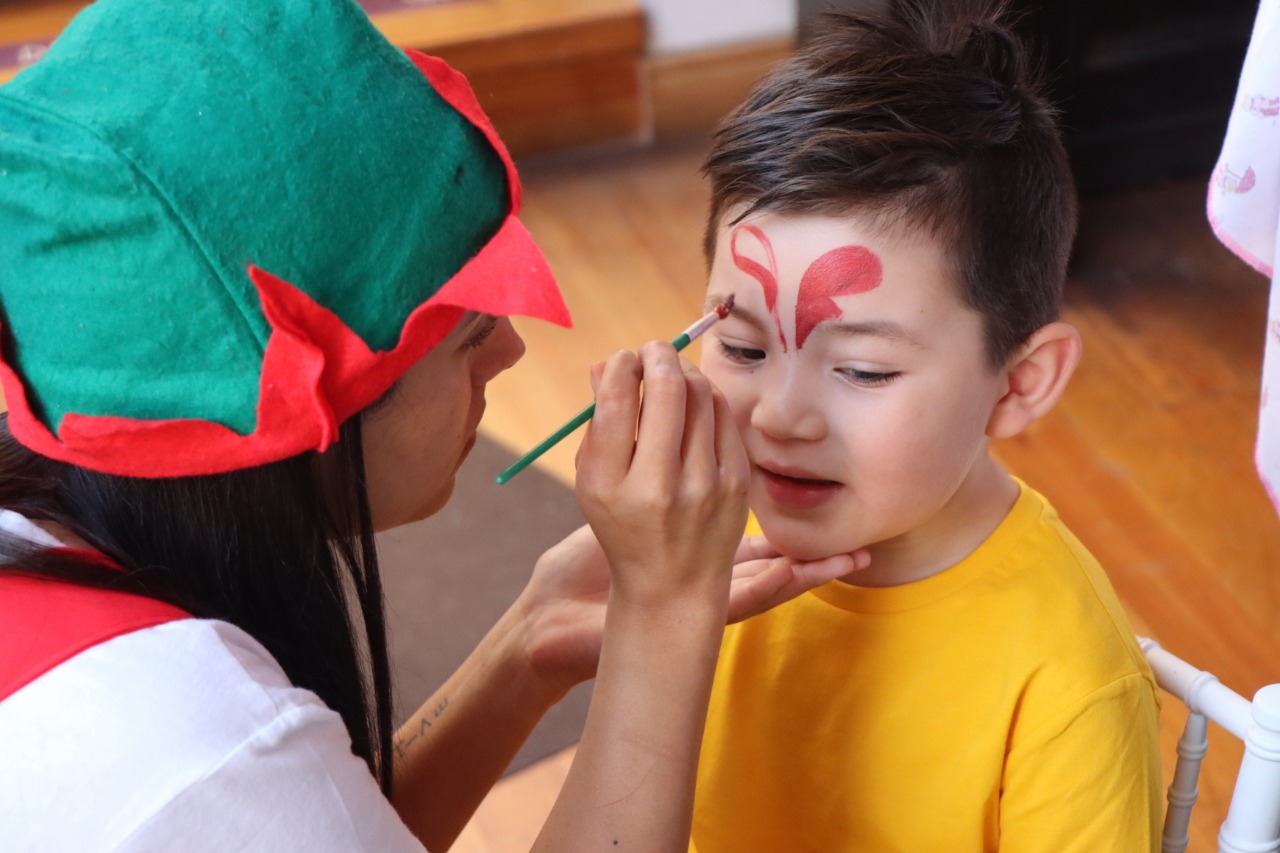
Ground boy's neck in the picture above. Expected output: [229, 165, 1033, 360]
[839, 456, 1020, 588]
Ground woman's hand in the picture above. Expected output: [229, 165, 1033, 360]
[574, 342, 748, 609]
[392, 343, 866, 850]
[513, 525, 870, 696]
[527, 342, 873, 850]
[722, 534, 871, 623]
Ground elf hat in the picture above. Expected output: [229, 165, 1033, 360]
[0, 0, 570, 478]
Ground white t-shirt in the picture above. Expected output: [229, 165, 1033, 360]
[0, 512, 425, 852]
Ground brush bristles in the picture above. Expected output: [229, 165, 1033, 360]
[715, 293, 736, 319]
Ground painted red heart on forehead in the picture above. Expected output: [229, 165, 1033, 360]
[795, 246, 883, 349]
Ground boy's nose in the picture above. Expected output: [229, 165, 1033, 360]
[749, 377, 827, 443]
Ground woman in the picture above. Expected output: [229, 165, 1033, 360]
[0, 0, 863, 850]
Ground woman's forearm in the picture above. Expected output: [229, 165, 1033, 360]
[390, 602, 562, 852]
[532, 593, 727, 852]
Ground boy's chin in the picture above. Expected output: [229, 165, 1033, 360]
[757, 522, 864, 564]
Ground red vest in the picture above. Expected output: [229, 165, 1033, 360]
[0, 550, 188, 701]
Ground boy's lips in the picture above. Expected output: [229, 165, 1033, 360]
[756, 462, 843, 511]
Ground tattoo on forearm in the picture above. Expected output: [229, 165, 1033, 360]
[392, 695, 451, 759]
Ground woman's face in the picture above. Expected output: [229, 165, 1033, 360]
[362, 312, 526, 531]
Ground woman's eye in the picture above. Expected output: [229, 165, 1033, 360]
[838, 367, 899, 387]
[717, 340, 766, 364]
[463, 316, 499, 349]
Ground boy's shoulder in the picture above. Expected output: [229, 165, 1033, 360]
[975, 480, 1152, 688]
[989, 479, 1120, 609]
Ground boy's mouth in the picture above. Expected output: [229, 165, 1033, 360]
[756, 463, 843, 511]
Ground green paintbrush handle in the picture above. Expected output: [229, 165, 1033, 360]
[494, 326, 699, 485]
[495, 401, 596, 485]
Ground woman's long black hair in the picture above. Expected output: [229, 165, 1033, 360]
[0, 413, 395, 793]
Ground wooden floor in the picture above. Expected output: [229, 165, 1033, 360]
[463, 135, 1280, 852]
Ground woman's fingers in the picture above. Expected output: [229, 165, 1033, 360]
[573, 361, 608, 473]
[733, 534, 780, 568]
[581, 344, 734, 488]
[578, 350, 642, 487]
[710, 382, 748, 485]
[726, 550, 872, 623]
[572, 339, 751, 608]
[678, 358, 719, 480]
[630, 341, 687, 487]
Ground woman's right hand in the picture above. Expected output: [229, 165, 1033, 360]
[529, 341, 750, 851]
[513, 342, 869, 695]
[572, 341, 749, 612]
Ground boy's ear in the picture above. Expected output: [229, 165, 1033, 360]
[986, 321, 1082, 439]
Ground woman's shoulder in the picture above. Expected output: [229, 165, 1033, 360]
[0, 619, 423, 851]
[3, 616, 332, 767]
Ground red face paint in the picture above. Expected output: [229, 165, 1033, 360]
[795, 245, 883, 349]
[730, 225, 788, 352]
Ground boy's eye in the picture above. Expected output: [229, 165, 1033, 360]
[838, 367, 899, 387]
[717, 339, 766, 364]
[463, 315, 499, 349]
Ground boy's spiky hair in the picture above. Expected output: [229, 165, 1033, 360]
[703, 0, 1077, 367]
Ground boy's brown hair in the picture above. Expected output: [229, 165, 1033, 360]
[703, 0, 1077, 367]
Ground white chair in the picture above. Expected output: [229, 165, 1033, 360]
[1139, 637, 1280, 853]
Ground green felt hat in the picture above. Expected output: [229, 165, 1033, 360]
[0, 0, 569, 477]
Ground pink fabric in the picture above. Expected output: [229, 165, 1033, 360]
[1207, 0, 1280, 513]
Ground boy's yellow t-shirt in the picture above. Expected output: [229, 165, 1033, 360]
[692, 482, 1161, 853]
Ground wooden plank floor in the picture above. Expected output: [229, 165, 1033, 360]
[467, 136, 1280, 852]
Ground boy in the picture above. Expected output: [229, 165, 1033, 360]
[690, 2, 1162, 851]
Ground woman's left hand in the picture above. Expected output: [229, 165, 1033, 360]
[511, 524, 870, 697]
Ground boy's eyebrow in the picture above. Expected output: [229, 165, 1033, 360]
[706, 293, 926, 349]
[819, 319, 927, 349]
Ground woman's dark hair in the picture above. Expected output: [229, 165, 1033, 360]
[0, 413, 395, 793]
[703, 0, 1078, 367]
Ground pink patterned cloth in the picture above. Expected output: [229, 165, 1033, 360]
[1208, 0, 1280, 510]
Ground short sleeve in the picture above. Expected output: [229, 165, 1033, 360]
[116, 701, 425, 852]
[999, 673, 1162, 853]
[0, 619, 425, 852]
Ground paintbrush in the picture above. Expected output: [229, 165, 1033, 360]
[495, 294, 736, 485]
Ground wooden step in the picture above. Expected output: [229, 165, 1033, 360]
[0, 0, 646, 155]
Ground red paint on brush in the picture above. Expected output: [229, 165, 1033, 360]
[715, 293, 736, 319]
[795, 246, 883, 349]
[730, 226, 788, 351]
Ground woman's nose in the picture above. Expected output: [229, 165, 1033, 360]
[749, 374, 827, 442]
[484, 316, 526, 380]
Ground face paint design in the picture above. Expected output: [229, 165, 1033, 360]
[730, 224, 788, 352]
[794, 246, 883, 349]
[731, 224, 885, 350]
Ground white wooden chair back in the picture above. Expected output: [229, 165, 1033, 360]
[1139, 637, 1280, 853]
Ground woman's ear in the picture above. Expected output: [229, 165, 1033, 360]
[986, 321, 1083, 439]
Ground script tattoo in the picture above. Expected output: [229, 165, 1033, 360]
[392, 696, 451, 758]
